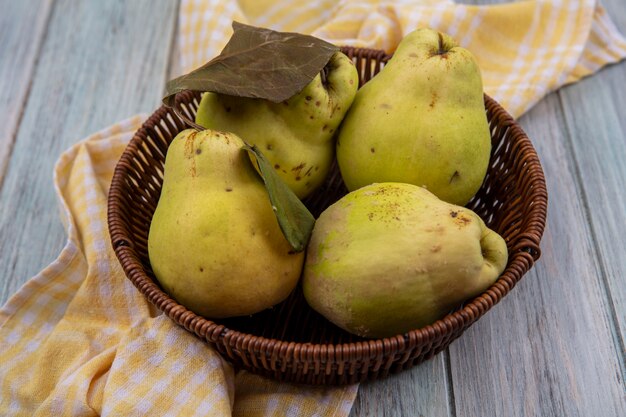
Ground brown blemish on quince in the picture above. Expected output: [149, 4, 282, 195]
[291, 162, 306, 175]
[450, 210, 472, 227]
[183, 131, 197, 158]
[456, 215, 472, 227]
[184, 131, 198, 177]
[429, 92, 438, 109]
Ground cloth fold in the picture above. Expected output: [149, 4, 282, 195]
[0, 117, 358, 416]
[1, 1, 625, 416]
[179, 0, 626, 117]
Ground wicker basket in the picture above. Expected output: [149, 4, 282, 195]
[107, 47, 547, 385]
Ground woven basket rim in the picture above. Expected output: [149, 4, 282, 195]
[107, 47, 548, 379]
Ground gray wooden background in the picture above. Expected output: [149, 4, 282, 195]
[1, 0, 624, 416]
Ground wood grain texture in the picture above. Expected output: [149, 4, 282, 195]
[167, 13, 184, 80]
[0, 0, 178, 305]
[449, 94, 626, 417]
[350, 355, 453, 417]
[0, 0, 53, 186]
[442, 1, 626, 415]
[1, 1, 625, 416]
[343, 1, 626, 415]
[557, 0, 626, 373]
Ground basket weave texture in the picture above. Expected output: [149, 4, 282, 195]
[107, 47, 548, 385]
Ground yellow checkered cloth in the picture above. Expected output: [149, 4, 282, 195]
[1, 1, 624, 416]
[180, 0, 626, 117]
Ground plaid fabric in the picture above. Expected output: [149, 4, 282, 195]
[0, 117, 357, 416]
[1, 1, 625, 416]
[179, 0, 626, 118]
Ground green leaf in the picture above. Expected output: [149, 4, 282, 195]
[243, 144, 315, 252]
[163, 21, 339, 106]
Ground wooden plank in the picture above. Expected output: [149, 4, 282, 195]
[353, 0, 623, 414]
[449, 93, 626, 416]
[333, 1, 626, 415]
[167, 14, 184, 80]
[0, 0, 178, 304]
[0, 0, 53, 186]
[350, 355, 452, 417]
[558, 0, 626, 373]
[357, 2, 624, 415]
